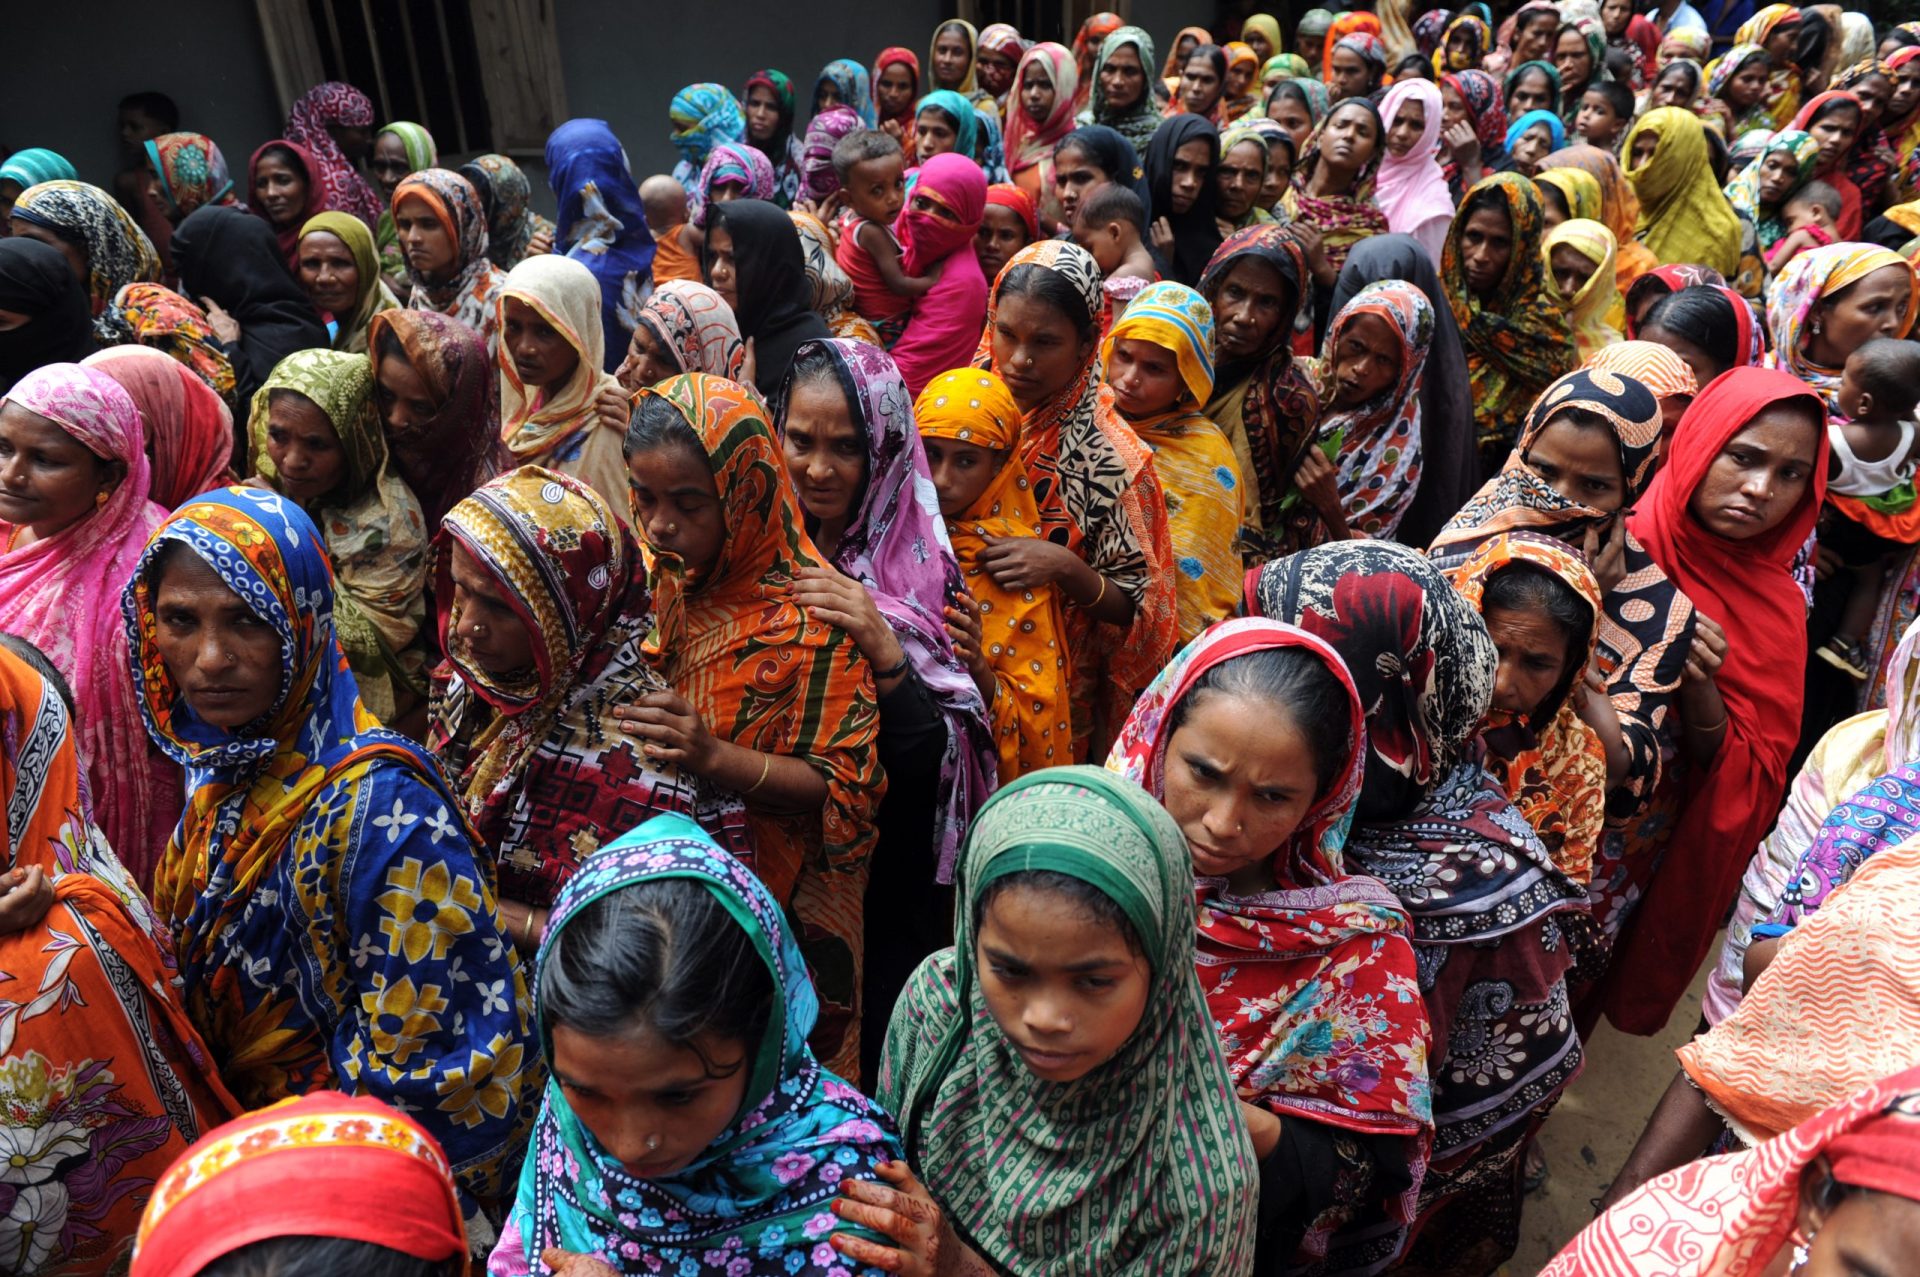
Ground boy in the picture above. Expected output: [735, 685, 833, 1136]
[640, 174, 699, 283]
[118, 91, 179, 155]
[1574, 81, 1635, 152]
[830, 129, 934, 344]
[1817, 338, 1920, 679]
[1765, 180, 1842, 274]
[1069, 183, 1158, 332]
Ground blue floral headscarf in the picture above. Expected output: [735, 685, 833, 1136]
[815, 59, 878, 127]
[546, 119, 657, 371]
[668, 83, 748, 184]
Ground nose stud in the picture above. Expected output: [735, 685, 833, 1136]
[645, 1134, 662, 1152]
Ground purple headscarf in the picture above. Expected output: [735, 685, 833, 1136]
[801, 106, 863, 201]
[694, 141, 777, 227]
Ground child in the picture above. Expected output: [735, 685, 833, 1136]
[914, 368, 1071, 782]
[640, 173, 699, 283]
[1764, 180, 1841, 274]
[1070, 182, 1159, 328]
[1574, 81, 1634, 152]
[831, 128, 934, 345]
[1816, 339, 1920, 680]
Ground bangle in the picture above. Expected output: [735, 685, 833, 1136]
[874, 651, 911, 680]
[1082, 574, 1108, 610]
[746, 750, 773, 795]
[1686, 713, 1729, 734]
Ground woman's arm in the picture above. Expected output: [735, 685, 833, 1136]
[1600, 1070, 1723, 1210]
[616, 691, 830, 814]
[1677, 613, 1729, 767]
[976, 536, 1135, 625]
[830, 1161, 995, 1277]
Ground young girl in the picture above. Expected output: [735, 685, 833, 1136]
[915, 368, 1071, 782]
[849, 766, 1260, 1276]
[492, 813, 905, 1276]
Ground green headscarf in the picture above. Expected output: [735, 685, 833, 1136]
[297, 210, 399, 354]
[373, 121, 438, 278]
[878, 766, 1260, 1277]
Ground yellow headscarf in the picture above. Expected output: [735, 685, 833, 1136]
[1543, 219, 1622, 359]
[929, 19, 981, 96]
[1535, 168, 1603, 224]
[1622, 106, 1743, 278]
[297, 211, 399, 355]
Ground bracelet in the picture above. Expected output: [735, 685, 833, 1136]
[874, 651, 911, 680]
[1686, 713, 1729, 734]
[1082, 574, 1108, 610]
[746, 750, 773, 795]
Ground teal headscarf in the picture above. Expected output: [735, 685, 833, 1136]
[1504, 58, 1563, 116]
[913, 89, 979, 160]
[0, 148, 76, 191]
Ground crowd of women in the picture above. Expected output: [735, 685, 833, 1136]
[7, 2, 1920, 1274]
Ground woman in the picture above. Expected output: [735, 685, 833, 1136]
[1723, 126, 1823, 259]
[1106, 619, 1433, 1276]
[617, 278, 747, 390]
[668, 83, 748, 186]
[698, 143, 778, 231]
[248, 349, 430, 725]
[368, 307, 499, 531]
[872, 49, 923, 141]
[1768, 242, 1920, 415]
[1161, 25, 1213, 89]
[1079, 26, 1163, 154]
[1552, 19, 1609, 127]
[705, 199, 831, 401]
[1266, 75, 1330, 151]
[1443, 173, 1578, 468]
[979, 241, 1176, 758]
[1221, 42, 1263, 121]
[1636, 282, 1764, 388]
[296, 209, 399, 353]
[1831, 58, 1898, 210]
[1544, 217, 1622, 358]
[1493, 0, 1561, 76]
[621, 373, 882, 1080]
[545, 118, 656, 371]
[1536, 165, 1604, 230]
[929, 18, 994, 111]
[1006, 41, 1079, 205]
[1286, 98, 1390, 299]
[1170, 44, 1230, 122]
[899, 158, 991, 396]
[1435, 12, 1494, 76]
[1621, 107, 1743, 277]
[1541, 144, 1666, 293]
[128, 488, 536, 1204]
[911, 90, 980, 165]
[1504, 60, 1562, 119]
[462, 153, 555, 273]
[0, 639, 239, 1277]
[1734, 3, 1806, 127]
[1707, 45, 1778, 140]
[247, 139, 326, 269]
[1050, 125, 1151, 230]
[1314, 280, 1434, 538]
[1376, 78, 1454, 263]
[1249, 540, 1586, 1276]
[1439, 69, 1507, 195]
[0, 364, 177, 885]
[1324, 31, 1389, 103]
[1790, 90, 1868, 237]
[8, 179, 161, 345]
[978, 22, 1027, 106]
[814, 58, 877, 125]
[1144, 114, 1223, 287]
[743, 69, 805, 207]
[172, 206, 331, 402]
[109, 282, 238, 403]
[0, 239, 90, 393]
[391, 168, 507, 351]
[1584, 339, 1701, 436]
[141, 133, 240, 224]
[370, 120, 437, 281]
[284, 80, 382, 227]
[871, 767, 1261, 1277]
[82, 344, 235, 509]
[1881, 47, 1920, 204]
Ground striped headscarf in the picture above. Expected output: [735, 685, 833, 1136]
[10, 179, 162, 342]
[0, 147, 76, 190]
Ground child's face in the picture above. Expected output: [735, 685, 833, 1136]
[1106, 337, 1186, 418]
[1784, 198, 1832, 232]
[844, 154, 906, 224]
[1837, 359, 1870, 422]
[974, 205, 1031, 284]
[924, 437, 1005, 516]
[550, 1021, 751, 1179]
[976, 882, 1152, 1083]
[1160, 689, 1324, 890]
[1069, 217, 1125, 275]
[118, 107, 163, 150]
[1575, 92, 1620, 145]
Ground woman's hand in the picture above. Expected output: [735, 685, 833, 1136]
[200, 296, 240, 345]
[1290, 222, 1336, 288]
[1150, 216, 1177, 256]
[538, 1249, 619, 1277]
[1813, 543, 1846, 582]
[0, 867, 54, 937]
[830, 1160, 966, 1277]
[594, 384, 633, 433]
[1583, 515, 1629, 597]
[614, 690, 717, 773]
[882, 118, 908, 145]
[792, 565, 904, 673]
[1442, 120, 1482, 175]
[977, 536, 1082, 594]
[944, 594, 995, 702]
[1684, 613, 1727, 686]
[1293, 447, 1342, 521]
[527, 227, 556, 257]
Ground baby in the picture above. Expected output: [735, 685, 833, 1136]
[830, 129, 934, 345]
[1764, 180, 1842, 275]
[1069, 183, 1158, 332]
[1816, 338, 1920, 680]
[639, 174, 699, 283]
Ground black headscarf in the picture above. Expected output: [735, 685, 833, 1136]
[1328, 233, 1480, 546]
[171, 206, 329, 402]
[706, 199, 831, 400]
[0, 239, 92, 394]
[1055, 126, 1152, 219]
[1142, 115, 1223, 287]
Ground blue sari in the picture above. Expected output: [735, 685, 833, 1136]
[546, 118, 658, 371]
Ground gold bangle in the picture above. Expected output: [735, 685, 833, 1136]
[1687, 713, 1729, 734]
[746, 751, 773, 795]
[1084, 574, 1108, 610]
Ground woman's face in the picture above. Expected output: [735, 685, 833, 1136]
[1167, 137, 1213, 215]
[1175, 33, 1199, 63]
[1161, 690, 1324, 891]
[1539, 182, 1571, 229]
[370, 131, 412, 201]
[1441, 79, 1470, 131]
[1890, 58, 1920, 121]
[1510, 121, 1555, 172]
[1261, 145, 1293, 206]
[975, 204, 1031, 283]
[1688, 403, 1819, 541]
[704, 222, 738, 310]
[1295, 30, 1324, 65]
[1267, 90, 1316, 147]
[550, 1021, 751, 1180]
[1211, 256, 1292, 361]
[503, 295, 581, 393]
[0, 402, 116, 540]
[1524, 412, 1626, 511]
[1107, 336, 1188, 417]
[326, 121, 374, 162]
[6, 219, 87, 285]
[1796, 1173, 1920, 1277]
[1100, 44, 1147, 111]
[1021, 61, 1057, 123]
[977, 47, 1018, 98]
[150, 550, 283, 730]
[393, 193, 456, 282]
[1387, 97, 1427, 157]
[876, 62, 918, 117]
[627, 441, 727, 583]
[1328, 47, 1372, 102]
[744, 84, 783, 145]
[1509, 67, 1556, 116]
[992, 289, 1094, 410]
[252, 150, 309, 230]
[1554, 28, 1594, 88]
[1762, 23, 1798, 61]
[814, 80, 844, 112]
[1809, 104, 1861, 167]
[1515, 13, 1557, 62]
[1811, 265, 1914, 367]
[446, 541, 536, 678]
[915, 109, 959, 164]
[1226, 59, 1256, 99]
[933, 26, 972, 89]
[1244, 28, 1274, 63]
[1459, 203, 1514, 297]
[1052, 145, 1108, 221]
[1600, 0, 1633, 37]
[1318, 103, 1380, 176]
[1640, 320, 1726, 389]
[976, 881, 1152, 1084]
[1756, 148, 1804, 204]
[1485, 599, 1576, 719]
[617, 320, 680, 393]
[375, 351, 440, 438]
[1181, 53, 1223, 114]
[923, 436, 1005, 516]
[1550, 242, 1598, 297]
[1447, 30, 1477, 67]
[1727, 59, 1771, 110]
[296, 230, 358, 316]
[263, 391, 347, 506]
[1651, 66, 1694, 108]
[1628, 125, 1660, 169]
[1329, 311, 1403, 407]
[780, 377, 867, 527]
[1216, 140, 1267, 219]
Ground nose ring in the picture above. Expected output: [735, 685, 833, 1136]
[663, 523, 679, 535]
[645, 1134, 662, 1152]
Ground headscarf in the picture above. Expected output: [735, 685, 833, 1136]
[369, 122, 436, 280]
[429, 470, 748, 904]
[814, 59, 877, 128]
[1617, 15, 1663, 92]
[1270, 73, 1333, 133]
[1073, 11, 1127, 110]
[1443, 173, 1579, 456]
[10, 179, 162, 342]
[1222, 41, 1263, 121]
[1503, 58, 1563, 116]
[1831, 58, 1898, 208]
[913, 368, 1070, 781]
[297, 209, 399, 353]
[0, 237, 89, 392]
[1621, 107, 1745, 277]
[872, 48, 923, 133]
[1442, 69, 1508, 179]
[392, 168, 506, 343]
[1316, 280, 1433, 538]
[111, 282, 238, 401]
[246, 349, 429, 720]
[1375, 79, 1454, 248]
[131, 1092, 465, 1277]
[497, 254, 628, 512]
[1766, 242, 1920, 410]
[142, 133, 237, 219]
[125, 488, 535, 1200]
[1262, 53, 1312, 83]
[83, 344, 236, 508]
[1326, 29, 1390, 99]
[1789, 90, 1868, 237]
[877, 767, 1261, 1277]
[633, 278, 748, 381]
[743, 68, 804, 207]
[1733, 4, 1806, 127]
[1083, 27, 1164, 154]
[1103, 618, 1434, 1271]
[1287, 100, 1390, 275]
[974, 102, 1010, 185]
[891, 153, 989, 395]
[0, 362, 174, 881]
[173, 206, 332, 402]
[0, 146, 76, 190]
[979, 23, 1029, 83]
[1505, 106, 1566, 154]
[1006, 42, 1080, 178]
[505, 815, 902, 1274]
[913, 89, 980, 161]
[1053, 124, 1152, 217]
[284, 81, 382, 226]
[1434, 12, 1493, 74]
[1298, 9, 1336, 50]
[709, 199, 832, 400]
[1536, 165, 1604, 222]
[1722, 126, 1821, 250]
[668, 83, 748, 183]
[1242, 14, 1284, 61]
[928, 18, 982, 96]
[1539, 144, 1662, 291]
[1545, 1065, 1920, 1277]
[800, 106, 862, 200]
[694, 141, 777, 227]
[985, 181, 1040, 240]
[366, 307, 500, 529]
[545, 118, 657, 370]
[1543, 217, 1621, 358]
[1143, 114, 1223, 285]
[1600, 366, 1830, 1035]
[462, 153, 555, 272]
[1582, 339, 1699, 403]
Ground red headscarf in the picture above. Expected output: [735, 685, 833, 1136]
[1603, 366, 1829, 1035]
[1790, 90, 1867, 238]
[246, 138, 327, 269]
[985, 182, 1040, 240]
[872, 47, 922, 131]
[81, 344, 237, 508]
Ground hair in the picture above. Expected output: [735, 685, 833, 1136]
[1269, 81, 1315, 116]
[373, 320, 407, 369]
[0, 632, 76, 715]
[1847, 338, 1920, 420]
[1806, 95, 1861, 131]
[1074, 182, 1147, 235]
[119, 91, 180, 129]
[198, 1236, 460, 1277]
[1506, 62, 1556, 106]
[1794, 11, 1828, 75]
[1657, 60, 1702, 97]
[1187, 43, 1230, 79]
[784, 341, 845, 399]
[1602, 46, 1636, 83]
[255, 142, 306, 181]
[1166, 645, 1353, 801]
[830, 129, 903, 182]
[995, 262, 1096, 343]
[917, 101, 965, 132]
[1642, 286, 1741, 372]
[1518, 7, 1560, 33]
[1786, 178, 1844, 220]
[1887, 27, 1920, 52]
[1395, 53, 1435, 79]
[539, 876, 775, 1075]
[1586, 80, 1635, 123]
[977, 869, 1144, 956]
[1703, 126, 1732, 186]
[622, 392, 705, 461]
[1461, 181, 1510, 228]
[936, 19, 971, 43]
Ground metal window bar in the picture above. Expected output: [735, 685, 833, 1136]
[305, 0, 490, 156]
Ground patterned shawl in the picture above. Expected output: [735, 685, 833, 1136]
[464, 154, 555, 271]
[1544, 218, 1622, 360]
[125, 489, 536, 1202]
[1732, 4, 1805, 128]
[1083, 27, 1164, 154]
[10, 179, 162, 343]
[1754, 764, 1920, 940]
[632, 279, 747, 381]
[668, 83, 748, 184]
[789, 210, 884, 347]
[914, 368, 1071, 782]
[1706, 45, 1782, 139]
[298, 210, 399, 354]
[1722, 127, 1821, 250]
[394, 168, 507, 348]
[366, 307, 499, 531]
[0, 363, 175, 884]
[814, 60, 877, 128]
[143, 133, 237, 219]
[1766, 242, 1919, 412]
[1315, 280, 1432, 538]
[545, 119, 657, 371]
[112, 282, 238, 402]
[1622, 107, 1743, 277]
[247, 349, 429, 722]
[877, 767, 1261, 1277]
[800, 106, 863, 199]
[428, 469, 748, 908]
[1538, 145, 1661, 296]
[284, 81, 382, 227]
[502, 816, 903, 1275]
[82, 344, 236, 509]
[744, 69, 804, 207]
[772, 339, 993, 879]
[1442, 173, 1578, 456]
[1006, 42, 1080, 177]
[1434, 13, 1492, 74]
[1106, 618, 1434, 1274]
[1441, 70, 1507, 183]
[693, 142, 776, 228]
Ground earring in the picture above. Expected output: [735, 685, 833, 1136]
[94, 490, 109, 508]
[1790, 1231, 1815, 1275]
[1812, 318, 1823, 335]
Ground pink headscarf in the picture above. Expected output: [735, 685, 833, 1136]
[82, 344, 237, 509]
[284, 81, 382, 228]
[0, 363, 177, 883]
[1373, 79, 1454, 261]
[892, 153, 990, 394]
